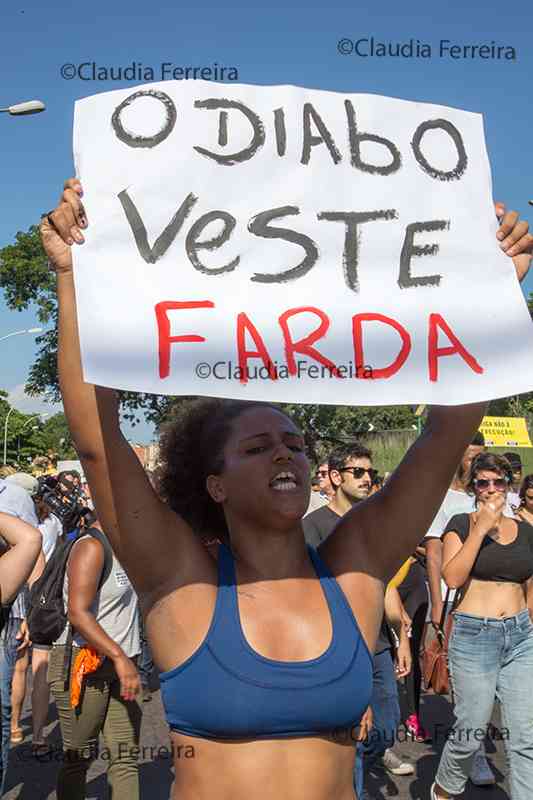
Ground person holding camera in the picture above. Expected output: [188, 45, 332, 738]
[432, 453, 533, 800]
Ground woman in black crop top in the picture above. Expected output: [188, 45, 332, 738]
[42, 179, 533, 800]
[432, 453, 533, 800]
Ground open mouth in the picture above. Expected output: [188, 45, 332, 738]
[269, 471, 298, 491]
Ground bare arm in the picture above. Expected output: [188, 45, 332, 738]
[0, 513, 42, 603]
[41, 179, 214, 598]
[425, 537, 444, 625]
[325, 402, 486, 584]
[383, 584, 408, 639]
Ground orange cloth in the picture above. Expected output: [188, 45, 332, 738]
[70, 647, 104, 708]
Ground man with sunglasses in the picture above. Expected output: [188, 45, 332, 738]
[303, 444, 414, 798]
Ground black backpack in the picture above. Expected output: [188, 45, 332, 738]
[27, 528, 112, 647]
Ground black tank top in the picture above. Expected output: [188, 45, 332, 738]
[443, 513, 533, 583]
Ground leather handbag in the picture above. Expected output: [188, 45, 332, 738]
[422, 588, 453, 694]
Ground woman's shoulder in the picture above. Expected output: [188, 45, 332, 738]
[442, 512, 470, 539]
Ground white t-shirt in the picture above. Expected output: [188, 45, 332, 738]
[38, 515, 62, 562]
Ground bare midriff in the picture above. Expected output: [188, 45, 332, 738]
[168, 729, 358, 800]
[454, 578, 527, 618]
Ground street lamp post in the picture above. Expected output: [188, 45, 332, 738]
[16, 417, 41, 465]
[0, 327, 42, 344]
[3, 411, 48, 466]
[2, 408, 16, 466]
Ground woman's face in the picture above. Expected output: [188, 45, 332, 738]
[523, 486, 533, 512]
[208, 406, 311, 529]
[473, 469, 509, 504]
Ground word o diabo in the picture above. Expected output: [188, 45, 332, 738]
[110, 89, 467, 181]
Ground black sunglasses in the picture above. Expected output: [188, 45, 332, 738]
[473, 477, 509, 491]
[339, 467, 378, 481]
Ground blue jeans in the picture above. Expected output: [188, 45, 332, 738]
[436, 608, 533, 798]
[0, 615, 22, 795]
[354, 647, 400, 799]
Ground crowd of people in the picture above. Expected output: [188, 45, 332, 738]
[0, 181, 530, 800]
[2, 433, 533, 798]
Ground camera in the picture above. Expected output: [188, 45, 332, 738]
[35, 473, 88, 530]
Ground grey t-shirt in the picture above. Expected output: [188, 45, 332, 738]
[302, 503, 392, 654]
[56, 532, 140, 658]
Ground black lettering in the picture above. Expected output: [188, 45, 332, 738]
[301, 103, 342, 165]
[274, 108, 286, 157]
[111, 90, 177, 149]
[248, 206, 318, 283]
[318, 210, 397, 291]
[411, 119, 467, 181]
[218, 111, 228, 147]
[118, 189, 197, 264]
[398, 220, 449, 288]
[194, 99, 265, 165]
[345, 100, 401, 175]
[185, 211, 239, 275]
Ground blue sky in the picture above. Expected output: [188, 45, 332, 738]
[1, 0, 532, 443]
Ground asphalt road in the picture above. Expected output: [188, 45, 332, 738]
[4, 680, 510, 799]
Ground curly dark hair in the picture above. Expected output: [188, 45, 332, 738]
[158, 398, 292, 541]
[328, 442, 373, 473]
[465, 452, 513, 496]
[519, 474, 533, 508]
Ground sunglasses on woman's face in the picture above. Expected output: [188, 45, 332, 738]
[340, 467, 378, 481]
[473, 477, 509, 491]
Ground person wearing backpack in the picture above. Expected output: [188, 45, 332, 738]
[45, 513, 142, 800]
[10, 490, 62, 753]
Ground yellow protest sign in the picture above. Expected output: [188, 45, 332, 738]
[479, 417, 532, 448]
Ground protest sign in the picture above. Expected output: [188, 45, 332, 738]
[479, 417, 532, 447]
[72, 80, 533, 405]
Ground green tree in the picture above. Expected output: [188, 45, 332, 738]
[0, 391, 50, 467]
[40, 413, 78, 459]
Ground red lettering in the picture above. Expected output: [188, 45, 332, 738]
[428, 313, 483, 382]
[236, 312, 277, 383]
[278, 306, 341, 377]
[155, 301, 214, 379]
[352, 313, 411, 379]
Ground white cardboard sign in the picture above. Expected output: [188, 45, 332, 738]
[73, 80, 533, 405]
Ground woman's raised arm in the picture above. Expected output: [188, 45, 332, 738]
[40, 179, 213, 597]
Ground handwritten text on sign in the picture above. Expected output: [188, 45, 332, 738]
[72, 81, 533, 404]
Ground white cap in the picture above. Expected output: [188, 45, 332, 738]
[5, 472, 39, 496]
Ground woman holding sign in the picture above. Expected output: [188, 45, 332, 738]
[40, 179, 532, 800]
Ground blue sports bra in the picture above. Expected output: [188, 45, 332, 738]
[159, 544, 373, 740]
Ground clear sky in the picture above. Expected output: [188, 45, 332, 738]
[1, 0, 532, 442]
